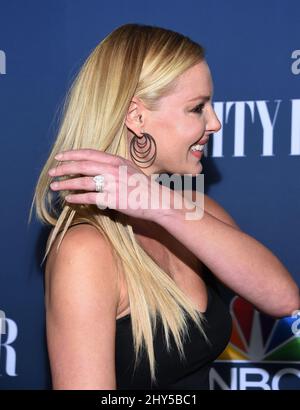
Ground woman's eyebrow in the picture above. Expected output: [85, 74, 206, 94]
[187, 95, 211, 102]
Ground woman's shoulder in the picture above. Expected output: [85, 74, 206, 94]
[46, 222, 118, 271]
[47, 221, 111, 247]
[44, 222, 121, 311]
[46, 222, 107, 260]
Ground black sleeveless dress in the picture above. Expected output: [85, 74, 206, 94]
[115, 280, 232, 390]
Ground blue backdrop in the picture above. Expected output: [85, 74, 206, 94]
[0, 0, 299, 390]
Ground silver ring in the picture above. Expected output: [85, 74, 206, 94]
[93, 175, 105, 193]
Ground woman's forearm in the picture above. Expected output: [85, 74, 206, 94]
[156, 192, 300, 318]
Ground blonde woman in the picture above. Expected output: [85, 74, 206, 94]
[29, 23, 299, 390]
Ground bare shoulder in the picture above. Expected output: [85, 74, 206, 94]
[44, 223, 120, 389]
[45, 224, 120, 308]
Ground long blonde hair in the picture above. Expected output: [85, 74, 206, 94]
[28, 23, 210, 387]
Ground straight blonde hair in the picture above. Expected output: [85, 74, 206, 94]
[29, 23, 211, 387]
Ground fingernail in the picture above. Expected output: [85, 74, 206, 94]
[55, 153, 63, 160]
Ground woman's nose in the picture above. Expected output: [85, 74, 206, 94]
[206, 106, 222, 134]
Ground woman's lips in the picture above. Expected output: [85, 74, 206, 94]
[190, 150, 204, 158]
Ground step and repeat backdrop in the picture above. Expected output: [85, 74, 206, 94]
[0, 0, 299, 390]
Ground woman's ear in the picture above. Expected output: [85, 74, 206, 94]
[125, 96, 145, 135]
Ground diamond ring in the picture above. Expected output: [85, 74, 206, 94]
[93, 175, 105, 193]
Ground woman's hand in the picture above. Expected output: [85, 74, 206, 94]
[48, 148, 177, 223]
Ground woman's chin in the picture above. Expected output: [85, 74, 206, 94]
[185, 160, 203, 176]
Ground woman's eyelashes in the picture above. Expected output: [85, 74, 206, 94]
[191, 103, 205, 115]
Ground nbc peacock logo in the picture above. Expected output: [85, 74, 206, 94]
[210, 296, 300, 390]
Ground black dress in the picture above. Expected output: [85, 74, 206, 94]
[115, 279, 232, 390]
